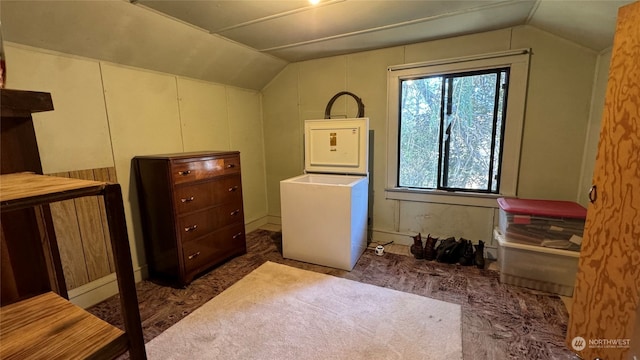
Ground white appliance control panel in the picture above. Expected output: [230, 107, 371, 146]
[304, 118, 369, 175]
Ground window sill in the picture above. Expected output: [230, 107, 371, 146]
[385, 187, 505, 208]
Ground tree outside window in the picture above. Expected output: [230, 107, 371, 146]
[398, 68, 509, 193]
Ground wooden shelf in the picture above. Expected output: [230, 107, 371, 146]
[0, 89, 54, 118]
[0, 172, 106, 208]
[1, 89, 64, 302]
[0, 173, 146, 359]
[0, 292, 127, 360]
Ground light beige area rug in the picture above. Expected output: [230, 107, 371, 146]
[145, 261, 462, 360]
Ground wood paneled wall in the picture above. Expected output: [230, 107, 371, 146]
[46, 167, 117, 290]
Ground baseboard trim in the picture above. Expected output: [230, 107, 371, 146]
[370, 228, 415, 246]
[68, 266, 145, 309]
[266, 215, 282, 225]
[245, 215, 269, 233]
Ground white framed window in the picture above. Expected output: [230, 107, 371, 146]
[386, 50, 530, 207]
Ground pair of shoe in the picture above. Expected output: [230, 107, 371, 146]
[410, 233, 439, 261]
[456, 239, 486, 268]
[411, 233, 485, 269]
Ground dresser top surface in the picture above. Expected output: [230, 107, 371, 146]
[134, 151, 239, 160]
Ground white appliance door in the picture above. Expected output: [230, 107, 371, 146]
[304, 118, 369, 175]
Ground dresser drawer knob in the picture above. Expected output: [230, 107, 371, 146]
[226, 164, 235, 169]
[188, 251, 201, 260]
[184, 225, 198, 232]
[181, 196, 195, 203]
[178, 170, 192, 176]
[230, 209, 240, 216]
[232, 232, 243, 240]
[228, 186, 238, 192]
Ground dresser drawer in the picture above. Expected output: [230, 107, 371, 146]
[182, 224, 246, 275]
[177, 202, 244, 244]
[174, 175, 242, 214]
[171, 155, 241, 185]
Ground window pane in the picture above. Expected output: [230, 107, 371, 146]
[398, 77, 442, 188]
[441, 72, 499, 191]
[398, 68, 508, 193]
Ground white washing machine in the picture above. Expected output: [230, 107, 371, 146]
[280, 118, 369, 271]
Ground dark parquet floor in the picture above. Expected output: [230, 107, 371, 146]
[88, 229, 581, 359]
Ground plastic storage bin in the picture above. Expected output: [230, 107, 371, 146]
[495, 229, 579, 296]
[497, 197, 586, 250]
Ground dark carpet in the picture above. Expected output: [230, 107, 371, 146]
[88, 229, 580, 359]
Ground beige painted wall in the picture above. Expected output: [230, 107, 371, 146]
[262, 65, 302, 224]
[577, 49, 612, 207]
[177, 78, 231, 151]
[4, 43, 269, 281]
[226, 88, 269, 225]
[262, 26, 599, 247]
[511, 26, 597, 200]
[5, 45, 114, 173]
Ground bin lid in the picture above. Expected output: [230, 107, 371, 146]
[304, 118, 369, 175]
[497, 197, 587, 219]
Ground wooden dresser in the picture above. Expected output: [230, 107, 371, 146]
[134, 151, 246, 286]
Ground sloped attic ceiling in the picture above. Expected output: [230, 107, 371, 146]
[0, 0, 289, 90]
[136, 0, 631, 61]
[0, 0, 634, 90]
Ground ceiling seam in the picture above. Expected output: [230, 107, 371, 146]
[258, 0, 530, 52]
[133, 2, 212, 34]
[526, 0, 542, 23]
[212, 0, 346, 33]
